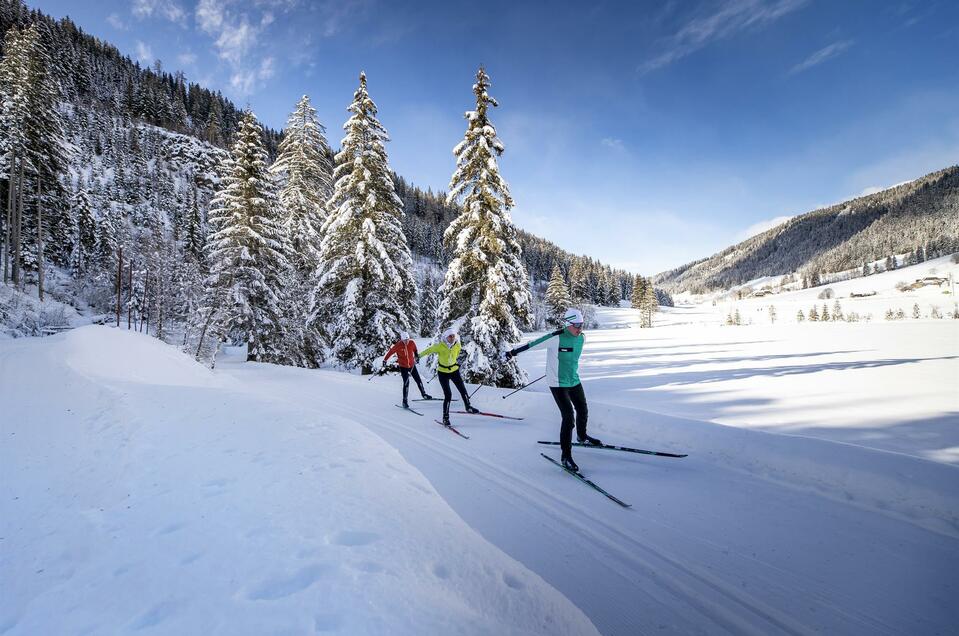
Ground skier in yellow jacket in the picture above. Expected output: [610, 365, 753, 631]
[418, 327, 480, 425]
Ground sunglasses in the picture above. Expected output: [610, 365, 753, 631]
[569, 322, 584, 329]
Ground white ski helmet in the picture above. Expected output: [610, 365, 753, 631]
[563, 308, 584, 326]
[399, 330, 409, 341]
[442, 327, 458, 344]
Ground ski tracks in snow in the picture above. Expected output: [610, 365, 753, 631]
[238, 368, 908, 636]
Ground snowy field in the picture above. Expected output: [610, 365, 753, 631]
[2, 260, 958, 634]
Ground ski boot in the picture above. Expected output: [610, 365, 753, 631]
[441, 416, 452, 427]
[578, 435, 603, 447]
[465, 403, 480, 414]
[402, 400, 410, 409]
[561, 455, 579, 472]
[421, 393, 433, 400]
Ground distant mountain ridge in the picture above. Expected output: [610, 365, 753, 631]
[655, 166, 959, 294]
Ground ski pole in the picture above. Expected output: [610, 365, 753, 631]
[502, 375, 545, 399]
[469, 383, 483, 399]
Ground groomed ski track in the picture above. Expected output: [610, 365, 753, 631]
[225, 351, 958, 635]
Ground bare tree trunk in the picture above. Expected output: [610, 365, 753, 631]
[12, 163, 24, 286]
[116, 247, 122, 327]
[143, 272, 150, 334]
[36, 176, 43, 302]
[157, 268, 164, 341]
[3, 155, 13, 284]
[127, 261, 133, 329]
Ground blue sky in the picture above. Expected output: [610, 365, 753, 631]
[29, 0, 959, 274]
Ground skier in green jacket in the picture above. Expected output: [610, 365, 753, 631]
[418, 327, 480, 425]
[503, 308, 601, 471]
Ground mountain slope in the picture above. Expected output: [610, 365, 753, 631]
[655, 166, 959, 294]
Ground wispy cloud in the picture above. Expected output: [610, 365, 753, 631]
[107, 13, 127, 30]
[788, 39, 853, 75]
[132, 0, 187, 26]
[601, 137, 626, 151]
[135, 40, 154, 64]
[177, 51, 197, 66]
[230, 57, 276, 94]
[640, 0, 809, 74]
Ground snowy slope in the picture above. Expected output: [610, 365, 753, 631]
[2, 318, 958, 634]
[0, 327, 598, 635]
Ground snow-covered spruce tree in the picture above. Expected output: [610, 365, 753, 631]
[545, 264, 572, 326]
[271, 95, 334, 274]
[310, 72, 417, 374]
[419, 272, 440, 337]
[630, 275, 645, 310]
[271, 95, 334, 366]
[203, 110, 292, 363]
[439, 66, 532, 388]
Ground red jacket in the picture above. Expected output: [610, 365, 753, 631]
[384, 339, 418, 368]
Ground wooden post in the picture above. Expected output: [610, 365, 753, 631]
[36, 176, 43, 302]
[116, 247, 122, 327]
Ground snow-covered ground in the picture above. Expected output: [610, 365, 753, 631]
[3, 262, 958, 633]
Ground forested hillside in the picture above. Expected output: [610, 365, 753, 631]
[0, 0, 660, 351]
[655, 166, 959, 294]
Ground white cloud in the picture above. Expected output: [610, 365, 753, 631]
[107, 13, 127, 30]
[132, 0, 187, 25]
[737, 215, 793, 240]
[601, 137, 626, 151]
[640, 0, 809, 74]
[230, 57, 276, 95]
[788, 40, 853, 75]
[177, 51, 197, 66]
[135, 40, 154, 63]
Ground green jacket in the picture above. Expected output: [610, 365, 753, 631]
[510, 327, 584, 388]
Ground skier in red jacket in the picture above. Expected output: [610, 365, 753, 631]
[383, 331, 432, 408]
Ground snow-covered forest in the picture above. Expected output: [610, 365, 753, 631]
[0, 2, 658, 379]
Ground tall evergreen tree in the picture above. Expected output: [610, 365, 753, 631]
[204, 110, 291, 363]
[439, 67, 531, 388]
[419, 272, 440, 337]
[271, 94, 333, 275]
[569, 259, 589, 303]
[545, 264, 572, 326]
[630, 274, 646, 310]
[311, 72, 417, 374]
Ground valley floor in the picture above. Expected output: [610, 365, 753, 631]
[2, 307, 957, 635]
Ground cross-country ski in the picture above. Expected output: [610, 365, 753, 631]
[434, 419, 470, 439]
[540, 453, 631, 508]
[451, 410, 524, 420]
[2, 4, 956, 634]
[537, 440, 687, 458]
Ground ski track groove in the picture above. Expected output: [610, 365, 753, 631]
[239, 371, 900, 636]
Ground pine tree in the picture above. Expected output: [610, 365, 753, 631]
[768, 305, 777, 324]
[69, 180, 96, 278]
[439, 67, 531, 388]
[797, 309, 805, 322]
[185, 186, 204, 260]
[271, 95, 333, 275]
[419, 272, 440, 337]
[630, 275, 645, 310]
[311, 72, 417, 374]
[809, 305, 819, 321]
[544, 264, 572, 326]
[641, 277, 658, 328]
[204, 110, 291, 363]
[569, 259, 589, 303]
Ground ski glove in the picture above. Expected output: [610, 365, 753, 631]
[501, 350, 514, 361]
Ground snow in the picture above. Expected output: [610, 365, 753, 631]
[3, 275, 958, 633]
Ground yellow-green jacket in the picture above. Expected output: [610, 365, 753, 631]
[419, 339, 461, 373]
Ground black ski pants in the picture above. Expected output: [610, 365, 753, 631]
[400, 366, 427, 402]
[550, 383, 588, 456]
[438, 369, 471, 419]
